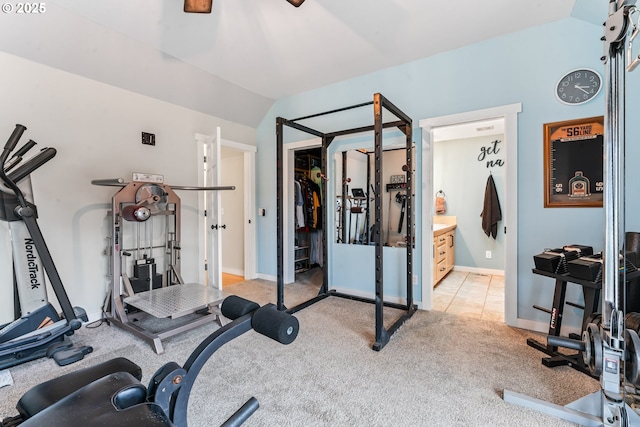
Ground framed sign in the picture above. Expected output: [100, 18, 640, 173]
[544, 116, 604, 208]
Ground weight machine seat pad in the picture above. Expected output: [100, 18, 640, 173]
[17, 357, 142, 419]
[20, 372, 173, 427]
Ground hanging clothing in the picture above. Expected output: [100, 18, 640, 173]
[296, 178, 322, 231]
[309, 230, 323, 266]
[294, 180, 305, 228]
[480, 174, 502, 239]
[295, 177, 323, 268]
[310, 166, 323, 202]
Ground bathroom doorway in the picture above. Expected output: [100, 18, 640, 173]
[431, 123, 506, 321]
[420, 103, 522, 327]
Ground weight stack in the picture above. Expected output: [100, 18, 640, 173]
[131, 260, 163, 293]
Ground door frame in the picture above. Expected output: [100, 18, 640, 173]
[196, 132, 257, 287]
[419, 103, 521, 326]
[222, 139, 257, 280]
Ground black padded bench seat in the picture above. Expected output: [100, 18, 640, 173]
[17, 357, 142, 419]
[10, 357, 172, 427]
[21, 371, 172, 427]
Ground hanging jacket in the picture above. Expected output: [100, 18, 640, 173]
[480, 174, 502, 239]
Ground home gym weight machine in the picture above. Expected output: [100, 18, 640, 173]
[0, 124, 90, 369]
[92, 174, 234, 354]
[0, 295, 300, 427]
[276, 93, 416, 351]
[504, 1, 640, 425]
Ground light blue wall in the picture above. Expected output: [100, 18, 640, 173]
[255, 16, 640, 327]
[434, 135, 506, 270]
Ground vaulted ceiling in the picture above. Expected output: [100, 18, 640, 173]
[0, 0, 603, 128]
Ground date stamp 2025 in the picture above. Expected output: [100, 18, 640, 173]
[2, 2, 46, 14]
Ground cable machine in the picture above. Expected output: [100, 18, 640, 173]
[276, 93, 416, 351]
[504, 1, 640, 424]
[92, 174, 235, 354]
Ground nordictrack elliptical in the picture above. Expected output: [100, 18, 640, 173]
[0, 124, 91, 368]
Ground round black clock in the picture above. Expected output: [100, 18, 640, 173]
[555, 69, 602, 105]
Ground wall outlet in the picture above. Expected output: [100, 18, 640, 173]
[413, 274, 418, 285]
[485, 251, 492, 259]
[141, 132, 155, 146]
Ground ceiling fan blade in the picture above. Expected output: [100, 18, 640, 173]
[184, 0, 212, 13]
[287, 0, 305, 7]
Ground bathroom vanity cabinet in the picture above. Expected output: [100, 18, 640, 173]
[433, 218, 456, 286]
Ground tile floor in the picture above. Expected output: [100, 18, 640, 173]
[432, 270, 505, 322]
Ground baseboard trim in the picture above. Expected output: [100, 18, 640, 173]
[453, 265, 505, 276]
[256, 273, 277, 282]
[222, 267, 244, 277]
[86, 310, 104, 324]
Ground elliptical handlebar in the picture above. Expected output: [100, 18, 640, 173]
[0, 125, 29, 207]
[3, 124, 26, 154]
[1, 125, 57, 208]
[8, 148, 57, 184]
[4, 139, 38, 173]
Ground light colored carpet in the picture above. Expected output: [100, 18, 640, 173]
[0, 270, 600, 426]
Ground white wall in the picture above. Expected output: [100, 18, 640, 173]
[0, 52, 256, 322]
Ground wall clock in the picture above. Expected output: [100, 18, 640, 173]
[555, 69, 602, 105]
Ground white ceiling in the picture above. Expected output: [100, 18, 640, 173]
[2, 0, 600, 127]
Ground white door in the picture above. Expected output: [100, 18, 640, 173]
[196, 129, 222, 290]
[196, 132, 257, 289]
[207, 127, 223, 290]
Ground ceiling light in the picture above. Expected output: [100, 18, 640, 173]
[184, 0, 212, 13]
[287, 0, 305, 7]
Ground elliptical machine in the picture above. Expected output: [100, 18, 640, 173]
[0, 124, 91, 368]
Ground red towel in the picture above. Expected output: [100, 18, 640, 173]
[435, 196, 446, 214]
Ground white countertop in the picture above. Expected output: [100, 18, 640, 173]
[433, 223, 456, 235]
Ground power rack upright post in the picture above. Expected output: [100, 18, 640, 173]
[276, 93, 416, 351]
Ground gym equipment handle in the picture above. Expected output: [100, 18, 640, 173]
[7, 148, 57, 184]
[4, 140, 38, 173]
[91, 178, 125, 187]
[221, 397, 259, 427]
[547, 335, 585, 351]
[12, 139, 37, 159]
[4, 124, 26, 152]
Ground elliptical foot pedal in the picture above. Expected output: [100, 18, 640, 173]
[1, 413, 23, 427]
[47, 343, 93, 367]
[45, 341, 73, 358]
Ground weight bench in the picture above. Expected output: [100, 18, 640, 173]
[1, 296, 299, 427]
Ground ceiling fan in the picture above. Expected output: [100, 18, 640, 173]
[184, 0, 304, 13]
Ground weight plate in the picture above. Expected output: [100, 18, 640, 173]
[582, 328, 592, 367]
[584, 323, 603, 377]
[587, 312, 602, 327]
[625, 329, 640, 386]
